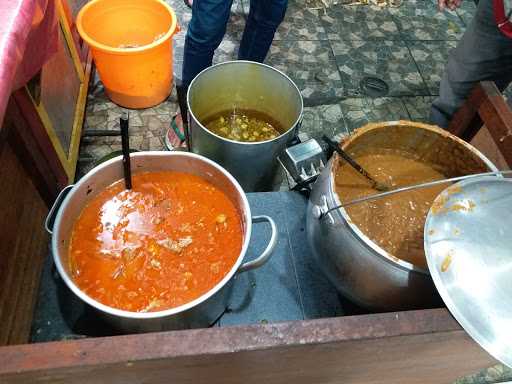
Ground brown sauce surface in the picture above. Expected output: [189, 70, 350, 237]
[202, 109, 283, 142]
[334, 150, 449, 269]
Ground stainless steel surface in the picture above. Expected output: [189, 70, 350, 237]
[47, 151, 278, 332]
[425, 176, 512, 368]
[187, 61, 303, 192]
[45, 185, 73, 235]
[278, 139, 325, 183]
[306, 121, 499, 310]
[238, 215, 277, 273]
[317, 170, 512, 219]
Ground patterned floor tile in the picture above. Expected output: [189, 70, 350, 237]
[236, 0, 249, 15]
[300, 104, 349, 144]
[321, 3, 401, 40]
[165, 0, 192, 30]
[266, 40, 344, 104]
[78, 78, 178, 179]
[456, 0, 477, 27]
[275, 0, 327, 40]
[389, 0, 465, 40]
[236, 0, 327, 41]
[331, 39, 428, 97]
[407, 40, 457, 95]
[402, 95, 436, 123]
[454, 364, 512, 384]
[339, 97, 410, 132]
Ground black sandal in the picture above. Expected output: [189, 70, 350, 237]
[183, 0, 192, 9]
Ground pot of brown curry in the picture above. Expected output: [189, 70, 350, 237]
[306, 121, 498, 310]
[45, 152, 277, 332]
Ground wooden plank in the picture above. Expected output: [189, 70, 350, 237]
[61, 0, 88, 64]
[19, 21, 92, 183]
[473, 83, 512, 167]
[67, 50, 93, 181]
[470, 127, 510, 170]
[0, 140, 48, 346]
[448, 81, 512, 167]
[0, 144, 27, 345]
[8, 95, 63, 203]
[57, 0, 85, 82]
[447, 83, 485, 142]
[0, 309, 495, 383]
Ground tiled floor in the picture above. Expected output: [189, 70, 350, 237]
[77, 2, 512, 381]
[80, 0, 511, 177]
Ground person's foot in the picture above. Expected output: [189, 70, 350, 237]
[165, 113, 188, 151]
[184, 0, 192, 8]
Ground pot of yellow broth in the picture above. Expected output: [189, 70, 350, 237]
[187, 61, 303, 192]
[306, 121, 498, 310]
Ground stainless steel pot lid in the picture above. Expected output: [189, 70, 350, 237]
[424, 176, 512, 368]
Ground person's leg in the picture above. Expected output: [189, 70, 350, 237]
[182, 0, 233, 86]
[237, 0, 287, 62]
[430, 1, 512, 128]
[168, 0, 232, 150]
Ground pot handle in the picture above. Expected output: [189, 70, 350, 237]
[238, 215, 278, 273]
[45, 185, 74, 235]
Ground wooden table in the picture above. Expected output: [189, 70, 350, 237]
[1, 81, 511, 383]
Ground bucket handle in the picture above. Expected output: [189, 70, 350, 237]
[238, 215, 278, 273]
[45, 185, 74, 235]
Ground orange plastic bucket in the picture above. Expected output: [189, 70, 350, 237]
[77, 0, 178, 108]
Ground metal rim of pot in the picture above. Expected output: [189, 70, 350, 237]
[47, 151, 277, 320]
[186, 60, 304, 146]
[325, 121, 499, 276]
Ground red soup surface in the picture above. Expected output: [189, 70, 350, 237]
[68, 171, 243, 312]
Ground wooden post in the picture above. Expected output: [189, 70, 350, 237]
[448, 81, 512, 166]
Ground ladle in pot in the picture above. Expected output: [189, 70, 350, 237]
[314, 170, 512, 219]
[322, 135, 390, 192]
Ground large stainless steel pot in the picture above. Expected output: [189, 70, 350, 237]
[306, 121, 498, 311]
[45, 152, 277, 332]
[187, 61, 303, 192]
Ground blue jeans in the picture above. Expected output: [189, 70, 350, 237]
[182, 0, 287, 86]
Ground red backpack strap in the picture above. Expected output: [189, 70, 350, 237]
[494, 0, 512, 38]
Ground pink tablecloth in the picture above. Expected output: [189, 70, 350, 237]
[0, 0, 58, 126]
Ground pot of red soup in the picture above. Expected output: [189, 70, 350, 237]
[45, 152, 277, 332]
[306, 121, 498, 310]
[187, 61, 303, 192]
